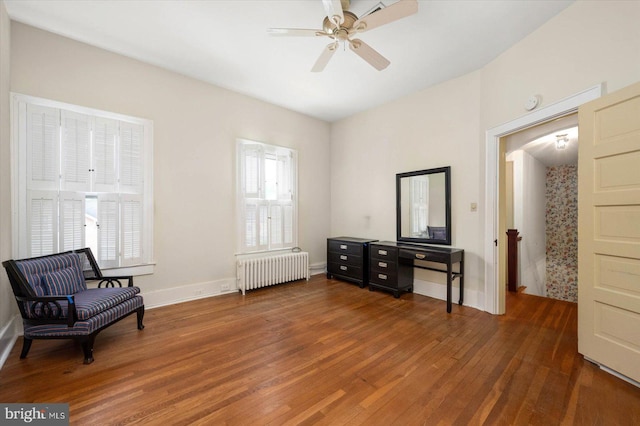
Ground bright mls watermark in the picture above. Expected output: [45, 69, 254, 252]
[1, 404, 68, 425]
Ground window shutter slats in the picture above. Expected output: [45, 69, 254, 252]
[244, 202, 258, 248]
[277, 152, 292, 201]
[26, 105, 59, 191]
[270, 204, 283, 248]
[258, 203, 269, 248]
[61, 111, 91, 191]
[59, 191, 86, 251]
[121, 194, 143, 266]
[119, 122, 144, 194]
[243, 145, 262, 198]
[93, 117, 117, 192]
[28, 190, 58, 257]
[97, 194, 119, 268]
[283, 203, 294, 245]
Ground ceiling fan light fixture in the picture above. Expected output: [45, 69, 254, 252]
[269, 0, 418, 71]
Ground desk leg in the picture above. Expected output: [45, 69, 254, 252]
[447, 261, 452, 313]
[459, 254, 464, 306]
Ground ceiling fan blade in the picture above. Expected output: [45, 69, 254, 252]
[267, 28, 328, 37]
[311, 43, 338, 72]
[348, 39, 390, 70]
[354, 0, 418, 33]
[322, 0, 344, 28]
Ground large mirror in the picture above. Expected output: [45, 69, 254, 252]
[396, 166, 451, 245]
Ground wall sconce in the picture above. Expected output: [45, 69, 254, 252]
[556, 134, 568, 150]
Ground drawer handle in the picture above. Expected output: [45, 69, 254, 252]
[340, 255, 348, 260]
[378, 274, 387, 280]
[340, 244, 348, 250]
[378, 262, 387, 268]
[340, 266, 348, 271]
[378, 250, 388, 256]
[415, 253, 426, 260]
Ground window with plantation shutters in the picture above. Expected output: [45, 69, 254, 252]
[11, 93, 153, 272]
[236, 139, 297, 253]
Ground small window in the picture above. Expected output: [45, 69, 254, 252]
[236, 139, 297, 253]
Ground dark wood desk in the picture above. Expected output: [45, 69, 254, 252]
[369, 241, 464, 313]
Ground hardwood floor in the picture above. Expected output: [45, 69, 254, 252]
[1, 275, 639, 425]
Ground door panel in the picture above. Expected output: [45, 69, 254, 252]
[578, 81, 640, 383]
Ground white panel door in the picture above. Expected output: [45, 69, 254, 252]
[578, 81, 640, 383]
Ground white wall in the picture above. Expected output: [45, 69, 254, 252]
[507, 150, 546, 297]
[331, 71, 484, 307]
[7, 23, 332, 307]
[331, 0, 640, 310]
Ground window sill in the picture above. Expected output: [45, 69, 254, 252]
[102, 263, 156, 277]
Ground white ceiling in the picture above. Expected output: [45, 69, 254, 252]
[5, 0, 574, 122]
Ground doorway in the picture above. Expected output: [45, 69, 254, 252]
[503, 115, 578, 301]
[484, 85, 602, 315]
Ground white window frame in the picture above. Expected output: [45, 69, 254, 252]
[10, 93, 154, 275]
[236, 139, 298, 254]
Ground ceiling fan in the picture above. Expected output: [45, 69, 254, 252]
[268, 0, 418, 72]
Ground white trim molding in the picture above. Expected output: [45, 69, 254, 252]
[0, 314, 21, 370]
[484, 84, 602, 315]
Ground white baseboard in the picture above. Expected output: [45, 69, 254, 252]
[144, 264, 327, 310]
[143, 277, 238, 310]
[0, 314, 20, 370]
[413, 278, 483, 311]
[309, 262, 326, 277]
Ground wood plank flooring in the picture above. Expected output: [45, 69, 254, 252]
[1, 275, 639, 425]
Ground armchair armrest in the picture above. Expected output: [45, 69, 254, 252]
[16, 294, 78, 327]
[92, 276, 134, 288]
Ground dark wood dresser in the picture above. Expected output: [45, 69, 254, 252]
[327, 237, 378, 288]
[369, 241, 414, 298]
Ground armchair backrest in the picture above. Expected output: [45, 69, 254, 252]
[2, 248, 103, 309]
[9, 252, 87, 296]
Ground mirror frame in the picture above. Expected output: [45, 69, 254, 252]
[396, 166, 451, 245]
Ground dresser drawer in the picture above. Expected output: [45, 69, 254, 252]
[369, 270, 398, 288]
[328, 240, 363, 256]
[370, 258, 397, 274]
[328, 252, 361, 266]
[399, 248, 448, 263]
[370, 245, 398, 261]
[328, 262, 363, 280]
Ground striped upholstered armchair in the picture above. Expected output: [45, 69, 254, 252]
[2, 248, 144, 364]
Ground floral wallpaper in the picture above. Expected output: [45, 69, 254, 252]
[545, 164, 578, 302]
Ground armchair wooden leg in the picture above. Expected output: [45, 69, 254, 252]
[81, 336, 95, 364]
[136, 306, 145, 330]
[20, 338, 33, 359]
